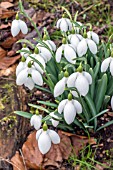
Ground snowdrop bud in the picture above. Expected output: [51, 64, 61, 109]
[34, 47, 39, 54]
[43, 34, 48, 41]
[68, 93, 72, 100]
[62, 37, 67, 44]
[43, 123, 48, 131]
[64, 70, 69, 77]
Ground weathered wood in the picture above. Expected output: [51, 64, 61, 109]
[0, 77, 30, 169]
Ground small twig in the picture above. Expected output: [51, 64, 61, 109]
[19, 149, 27, 170]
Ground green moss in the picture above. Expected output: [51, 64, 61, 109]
[0, 100, 5, 110]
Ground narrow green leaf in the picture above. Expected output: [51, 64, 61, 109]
[95, 74, 108, 113]
[14, 111, 32, 119]
[94, 62, 100, 78]
[89, 68, 95, 99]
[62, 6, 72, 20]
[42, 115, 51, 122]
[88, 109, 109, 122]
[34, 85, 52, 94]
[96, 120, 113, 131]
[17, 39, 35, 48]
[28, 103, 50, 113]
[37, 100, 57, 108]
[74, 118, 86, 132]
[107, 77, 113, 95]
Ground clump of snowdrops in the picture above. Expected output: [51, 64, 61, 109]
[13, 0, 113, 154]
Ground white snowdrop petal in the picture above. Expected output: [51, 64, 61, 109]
[45, 40, 56, 51]
[91, 31, 99, 44]
[56, 18, 62, 28]
[58, 99, 68, 114]
[73, 100, 82, 114]
[60, 18, 68, 32]
[65, 18, 72, 30]
[36, 129, 43, 140]
[34, 54, 46, 74]
[54, 77, 66, 97]
[67, 72, 78, 87]
[56, 45, 63, 63]
[19, 20, 28, 34]
[83, 71, 92, 84]
[68, 35, 80, 49]
[32, 69, 43, 86]
[110, 60, 113, 76]
[75, 74, 89, 96]
[31, 115, 42, 130]
[24, 77, 34, 90]
[48, 130, 60, 144]
[51, 119, 59, 127]
[77, 39, 88, 57]
[87, 39, 97, 54]
[101, 57, 111, 72]
[76, 34, 83, 40]
[87, 31, 91, 39]
[20, 47, 30, 58]
[16, 68, 28, 85]
[64, 101, 76, 124]
[71, 91, 78, 97]
[64, 45, 76, 64]
[40, 47, 52, 61]
[11, 20, 20, 37]
[30, 115, 35, 126]
[38, 131, 51, 154]
[16, 62, 26, 76]
[111, 96, 113, 110]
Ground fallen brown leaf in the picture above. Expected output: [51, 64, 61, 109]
[0, 7, 15, 19]
[0, 23, 11, 29]
[0, 2, 14, 9]
[0, 64, 17, 77]
[0, 47, 7, 59]
[0, 55, 20, 69]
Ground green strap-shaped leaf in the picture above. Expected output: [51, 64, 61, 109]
[28, 103, 50, 113]
[95, 74, 108, 113]
[89, 68, 95, 99]
[107, 77, 113, 95]
[37, 100, 58, 108]
[96, 120, 113, 131]
[84, 94, 97, 130]
[14, 111, 32, 119]
[94, 62, 100, 78]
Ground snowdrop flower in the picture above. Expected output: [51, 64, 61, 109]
[11, 13, 28, 37]
[56, 38, 77, 64]
[67, 66, 92, 96]
[77, 31, 97, 57]
[30, 114, 42, 130]
[50, 112, 60, 127]
[68, 34, 83, 49]
[37, 40, 56, 63]
[111, 96, 113, 110]
[54, 71, 69, 97]
[101, 56, 113, 76]
[36, 123, 60, 154]
[56, 17, 72, 32]
[16, 57, 27, 76]
[20, 45, 30, 58]
[58, 93, 82, 124]
[87, 31, 99, 44]
[16, 62, 43, 90]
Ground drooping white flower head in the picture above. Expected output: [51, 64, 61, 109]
[56, 18, 72, 32]
[20, 47, 30, 58]
[26, 53, 46, 74]
[50, 112, 60, 127]
[111, 96, 113, 110]
[16, 58, 27, 76]
[30, 114, 42, 130]
[36, 128, 60, 154]
[77, 38, 97, 57]
[58, 95, 82, 124]
[68, 34, 83, 49]
[67, 71, 92, 96]
[16, 63, 43, 90]
[11, 14, 28, 37]
[56, 44, 76, 64]
[101, 57, 113, 76]
[37, 39, 55, 63]
[87, 31, 99, 44]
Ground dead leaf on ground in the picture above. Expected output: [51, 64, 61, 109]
[60, 131, 96, 155]
[0, 7, 15, 19]
[0, 55, 20, 69]
[0, 47, 7, 59]
[0, 23, 11, 29]
[0, 64, 17, 77]
[0, 2, 14, 9]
